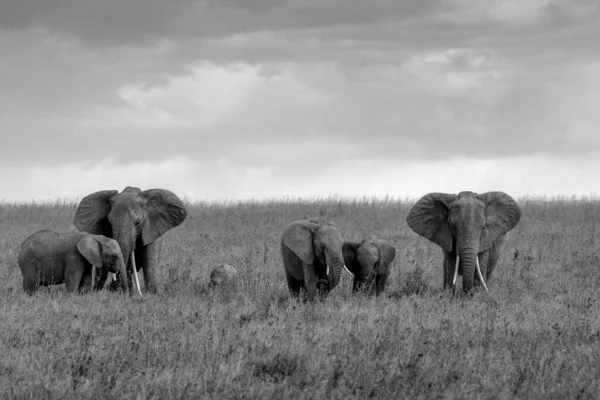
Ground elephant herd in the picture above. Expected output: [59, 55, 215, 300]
[16, 187, 522, 298]
[19, 187, 188, 295]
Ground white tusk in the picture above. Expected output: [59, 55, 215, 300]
[326, 265, 329, 275]
[343, 265, 353, 275]
[475, 256, 489, 292]
[111, 272, 117, 282]
[130, 252, 143, 296]
[453, 255, 459, 286]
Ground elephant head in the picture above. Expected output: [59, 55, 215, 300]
[406, 191, 521, 292]
[342, 237, 396, 293]
[208, 263, 239, 289]
[282, 219, 345, 293]
[73, 186, 188, 292]
[77, 234, 129, 292]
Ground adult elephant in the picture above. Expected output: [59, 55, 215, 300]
[406, 191, 521, 293]
[342, 237, 396, 295]
[18, 230, 128, 295]
[73, 186, 188, 294]
[281, 219, 345, 300]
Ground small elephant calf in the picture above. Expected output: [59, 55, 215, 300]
[342, 237, 396, 295]
[281, 219, 346, 300]
[208, 263, 239, 289]
[18, 230, 128, 295]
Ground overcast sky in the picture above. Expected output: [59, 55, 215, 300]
[1, 0, 599, 202]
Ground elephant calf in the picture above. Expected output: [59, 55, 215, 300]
[208, 263, 239, 289]
[342, 237, 396, 295]
[281, 219, 345, 300]
[18, 230, 128, 295]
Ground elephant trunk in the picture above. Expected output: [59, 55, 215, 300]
[459, 251, 477, 292]
[112, 228, 136, 293]
[457, 230, 489, 293]
[325, 251, 344, 290]
[456, 227, 483, 293]
[114, 253, 129, 292]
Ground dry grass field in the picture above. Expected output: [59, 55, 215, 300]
[1, 197, 600, 399]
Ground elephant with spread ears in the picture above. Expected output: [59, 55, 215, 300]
[281, 218, 345, 301]
[342, 237, 396, 296]
[18, 230, 128, 295]
[73, 186, 188, 295]
[406, 191, 521, 293]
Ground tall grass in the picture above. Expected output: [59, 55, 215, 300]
[1, 197, 599, 399]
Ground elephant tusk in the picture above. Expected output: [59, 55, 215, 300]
[475, 256, 489, 292]
[111, 272, 117, 282]
[343, 265, 353, 275]
[453, 255, 459, 286]
[131, 252, 143, 296]
[326, 265, 329, 275]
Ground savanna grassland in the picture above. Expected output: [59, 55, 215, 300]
[1, 197, 600, 399]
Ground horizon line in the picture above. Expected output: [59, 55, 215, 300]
[0, 192, 598, 206]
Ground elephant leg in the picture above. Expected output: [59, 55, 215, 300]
[375, 272, 389, 296]
[138, 243, 158, 294]
[442, 250, 450, 289]
[443, 250, 458, 290]
[21, 264, 39, 295]
[79, 267, 93, 294]
[285, 271, 303, 298]
[487, 235, 508, 281]
[352, 278, 362, 293]
[302, 262, 318, 301]
[65, 269, 83, 293]
[22, 276, 38, 295]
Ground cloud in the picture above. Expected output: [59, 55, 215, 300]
[447, 0, 550, 25]
[0, 0, 441, 47]
[3, 52, 599, 168]
[0, 0, 599, 200]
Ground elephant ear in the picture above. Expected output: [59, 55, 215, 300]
[73, 190, 118, 236]
[140, 189, 188, 245]
[375, 240, 396, 267]
[406, 193, 457, 251]
[342, 242, 360, 275]
[478, 191, 522, 251]
[76, 235, 102, 268]
[282, 220, 320, 265]
[94, 235, 121, 257]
